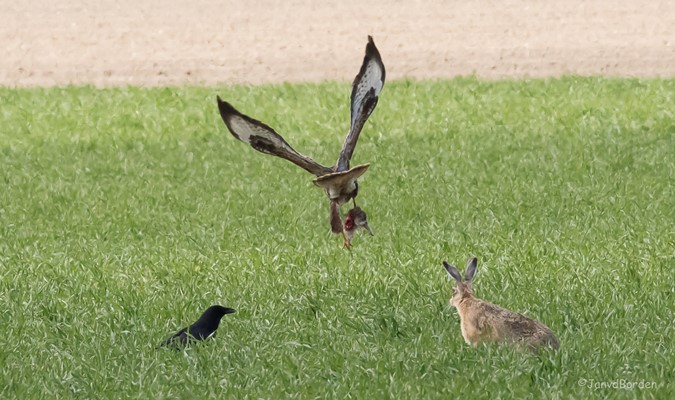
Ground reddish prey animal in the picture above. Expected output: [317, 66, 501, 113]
[343, 207, 373, 248]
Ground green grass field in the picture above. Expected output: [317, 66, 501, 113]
[0, 77, 673, 399]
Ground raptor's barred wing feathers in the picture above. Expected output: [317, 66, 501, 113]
[336, 36, 386, 172]
[217, 97, 333, 176]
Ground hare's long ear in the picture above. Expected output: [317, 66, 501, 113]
[443, 261, 462, 283]
[464, 257, 477, 281]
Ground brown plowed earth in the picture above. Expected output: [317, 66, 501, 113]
[1, 0, 673, 87]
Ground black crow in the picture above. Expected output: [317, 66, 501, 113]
[160, 305, 235, 349]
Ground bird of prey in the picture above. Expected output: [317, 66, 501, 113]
[217, 36, 385, 248]
[160, 305, 236, 349]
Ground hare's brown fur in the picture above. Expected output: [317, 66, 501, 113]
[444, 258, 559, 351]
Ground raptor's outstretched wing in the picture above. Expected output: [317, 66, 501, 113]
[336, 36, 386, 172]
[217, 97, 333, 176]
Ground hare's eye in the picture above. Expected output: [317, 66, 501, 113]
[451, 288, 458, 296]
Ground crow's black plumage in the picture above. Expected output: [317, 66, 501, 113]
[160, 305, 235, 349]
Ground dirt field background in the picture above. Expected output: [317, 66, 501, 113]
[1, 0, 673, 87]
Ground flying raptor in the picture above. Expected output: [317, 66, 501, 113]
[217, 36, 385, 248]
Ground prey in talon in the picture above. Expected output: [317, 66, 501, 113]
[342, 206, 373, 249]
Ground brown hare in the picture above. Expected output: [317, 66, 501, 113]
[443, 257, 559, 351]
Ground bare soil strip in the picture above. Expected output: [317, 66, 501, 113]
[1, 0, 673, 87]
